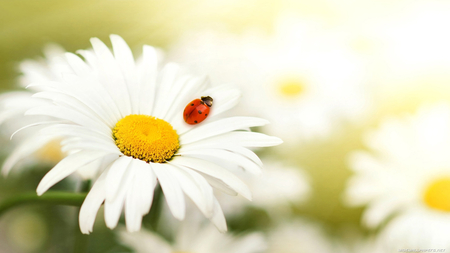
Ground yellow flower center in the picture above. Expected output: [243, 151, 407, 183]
[423, 177, 450, 212]
[34, 139, 65, 163]
[113, 115, 179, 163]
[277, 78, 305, 97]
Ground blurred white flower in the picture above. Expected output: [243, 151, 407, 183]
[345, 236, 385, 253]
[218, 159, 310, 217]
[119, 221, 266, 253]
[17, 35, 281, 234]
[357, 1, 450, 106]
[345, 103, 450, 249]
[266, 219, 340, 253]
[370, 1, 450, 81]
[0, 45, 69, 176]
[169, 14, 371, 142]
[377, 209, 450, 252]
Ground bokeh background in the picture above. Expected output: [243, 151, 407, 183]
[2, 0, 450, 252]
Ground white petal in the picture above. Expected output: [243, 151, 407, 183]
[64, 52, 91, 76]
[0, 110, 22, 125]
[125, 175, 143, 232]
[26, 105, 111, 134]
[2, 135, 58, 176]
[119, 228, 173, 253]
[61, 139, 120, 155]
[157, 75, 191, 119]
[76, 50, 99, 72]
[62, 72, 122, 123]
[183, 132, 283, 148]
[37, 150, 107, 195]
[180, 117, 269, 145]
[132, 159, 157, 215]
[167, 165, 215, 217]
[110, 34, 140, 114]
[170, 156, 251, 200]
[177, 148, 262, 175]
[79, 172, 107, 234]
[179, 144, 263, 167]
[26, 81, 60, 90]
[0, 91, 43, 107]
[90, 37, 132, 117]
[33, 91, 112, 127]
[0, 92, 47, 124]
[204, 85, 241, 118]
[105, 156, 133, 201]
[169, 114, 195, 136]
[152, 63, 181, 119]
[32, 73, 118, 127]
[138, 45, 158, 116]
[61, 73, 119, 126]
[165, 76, 209, 124]
[363, 196, 405, 228]
[10, 121, 66, 140]
[40, 124, 112, 141]
[210, 198, 227, 233]
[76, 155, 109, 180]
[196, 172, 238, 196]
[104, 161, 135, 229]
[151, 163, 186, 220]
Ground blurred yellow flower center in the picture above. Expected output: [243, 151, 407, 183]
[113, 115, 179, 163]
[277, 78, 305, 97]
[423, 177, 450, 212]
[34, 139, 65, 163]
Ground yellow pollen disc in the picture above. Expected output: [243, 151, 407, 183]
[423, 177, 450, 212]
[34, 139, 65, 163]
[277, 78, 305, 97]
[113, 115, 179, 163]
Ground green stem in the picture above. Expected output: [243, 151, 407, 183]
[73, 181, 91, 253]
[147, 185, 163, 232]
[0, 191, 87, 217]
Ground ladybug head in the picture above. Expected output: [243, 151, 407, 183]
[201, 96, 213, 107]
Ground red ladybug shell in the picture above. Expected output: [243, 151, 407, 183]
[183, 96, 213, 125]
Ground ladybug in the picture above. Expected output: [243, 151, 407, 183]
[183, 96, 213, 125]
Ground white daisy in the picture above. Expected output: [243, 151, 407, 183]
[266, 219, 339, 253]
[17, 35, 282, 234]
[345, 103, 450, 248]
[0, 45, 70, 175]
[357, 1, 450, 110]
[168, 15, 371, 142]
[218, 159, 310, 217]
[119, 221, 266, 253]
[377, 209, 450, 252]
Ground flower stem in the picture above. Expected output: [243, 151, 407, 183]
[146, 185, 163, 232]
[73, 181, 91, 253]
[0, 191, 87, 217]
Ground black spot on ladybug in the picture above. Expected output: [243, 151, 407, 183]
[205, 114, 207, 116]
[198, 110, 202, 114]
[194, 120, 198, 123]
[191, 103, 194, 106]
